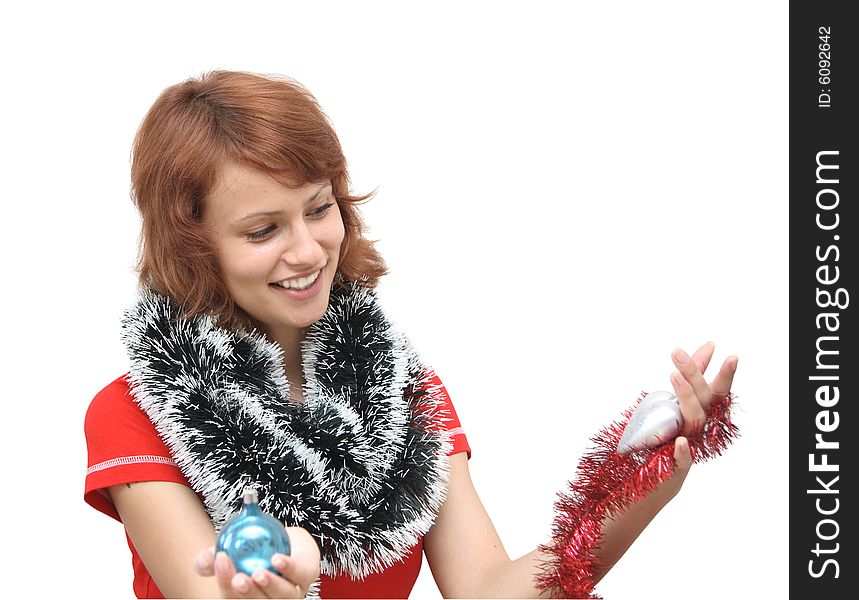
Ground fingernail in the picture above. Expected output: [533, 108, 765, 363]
[731, 357, 739, 372]
[272, 554, 287, 569]
[233, 574, 249, 593]
[214, 553, 229, 578]
[671, 371, 685, 387]
[253, 570, 269, 587]
[672, 348, 689, 364]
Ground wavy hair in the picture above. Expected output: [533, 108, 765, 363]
[131, 70, 387, 332]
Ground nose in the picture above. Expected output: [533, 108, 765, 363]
[281, 220, 325, 267]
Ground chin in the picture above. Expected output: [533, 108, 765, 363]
[294, 298, 332, 328]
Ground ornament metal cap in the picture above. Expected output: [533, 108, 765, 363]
[242, 486, 259, 504]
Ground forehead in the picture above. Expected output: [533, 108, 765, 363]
[205, 163, 327, 221]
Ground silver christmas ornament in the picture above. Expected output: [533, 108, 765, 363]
[617, 390, 684, 454]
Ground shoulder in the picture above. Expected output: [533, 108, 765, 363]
[85, 374, 158, 439]
[85, 374, 135, 423]
[84, 373, 178, 457]
[424, 370, 472, 459]
[84, 374, 189, 520]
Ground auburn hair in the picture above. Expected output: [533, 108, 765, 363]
[131, 70, 387, 332]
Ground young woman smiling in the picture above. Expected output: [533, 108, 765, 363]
[84, 70, 738, 599]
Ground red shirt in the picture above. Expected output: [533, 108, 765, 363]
[84, 374, 470, 599]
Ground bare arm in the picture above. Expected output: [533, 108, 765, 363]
[424, 343, 737, 598]
[423, 451, 546, 599]
[110, 482, 221, 598]
[109, 481, 318, 598]
[424, 449, 688, 598]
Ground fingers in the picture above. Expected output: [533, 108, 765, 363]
[194, 546, 215, 577]
[208, 550, 308, 598]
[272, 553, 298, 580]
[710, 355, 738, 396]
[670, 343, 738, 436]
[250, 566, 304, 599]
[671, 370, 706, 436]
[214, 552, 267, 598]
[674, 436, 692, 471]
[280, 527, 322, 589]
[214, 552, 236, 591]
[689, 341, 715, 375]
[671, 346, 711, 412]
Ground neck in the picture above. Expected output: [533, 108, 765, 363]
[267, 325, 306, 399]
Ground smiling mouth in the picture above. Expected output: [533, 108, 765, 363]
[270, 269, 322, 291]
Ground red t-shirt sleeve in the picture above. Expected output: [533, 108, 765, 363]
[83, 375, 190, 522]
[426, 371, 471, 459]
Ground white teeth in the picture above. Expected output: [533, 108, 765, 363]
[274, 270, 320, 290]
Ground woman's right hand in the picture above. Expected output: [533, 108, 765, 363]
[194, 527, 321, 598]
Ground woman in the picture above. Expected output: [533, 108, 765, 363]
[84, 70, 738, 599]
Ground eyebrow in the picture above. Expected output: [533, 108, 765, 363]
[235, 183, 332, 224]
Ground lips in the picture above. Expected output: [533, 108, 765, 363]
[268, 266, 327, 302]
[271, 269, 321, 291]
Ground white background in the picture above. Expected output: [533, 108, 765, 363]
[1, 1, 787, 598]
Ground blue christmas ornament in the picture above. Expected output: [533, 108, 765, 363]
[216, 487, 292, 576]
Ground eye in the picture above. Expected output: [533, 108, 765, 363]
[246, 224, 277, 241]
[308, 202, 334, 218]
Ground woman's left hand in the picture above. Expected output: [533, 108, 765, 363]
[669, 342, 738, 470]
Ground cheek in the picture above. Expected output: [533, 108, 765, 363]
[219, 243, 274, 287]
[325, 209, 347, 254]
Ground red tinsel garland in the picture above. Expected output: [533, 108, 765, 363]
[534, 393, 739, 599]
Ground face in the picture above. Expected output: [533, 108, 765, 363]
[204, 162, 345, 345]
